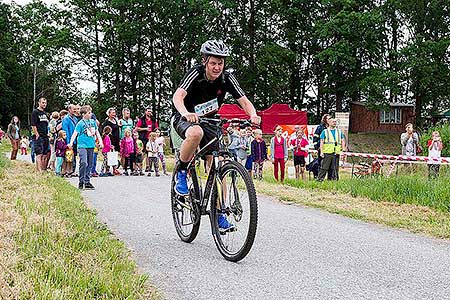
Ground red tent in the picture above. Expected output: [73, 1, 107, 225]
[217, 103, 307, 134]
[217, 104, 249, 120]
[258, 104, 307, 134]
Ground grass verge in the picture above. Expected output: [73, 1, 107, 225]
[0, 142, 158, 299]
[281, 174, 450, 212]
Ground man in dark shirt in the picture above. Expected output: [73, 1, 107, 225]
[31, 97, 50, 172]
[313, 114, 334, 179]
[136, 106, 159, 171]
[136, 107, 159, 145]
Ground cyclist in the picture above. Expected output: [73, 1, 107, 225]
[172, 40, 261, 230]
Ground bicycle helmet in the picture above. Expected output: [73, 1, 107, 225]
[200, 40, 230, 57]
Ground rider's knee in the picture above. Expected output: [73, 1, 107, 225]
[186, 126, 204, 140]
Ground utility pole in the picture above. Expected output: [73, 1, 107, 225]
[33, 62, 37, 109]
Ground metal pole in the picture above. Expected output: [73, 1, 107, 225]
[33, 62, 36, 109]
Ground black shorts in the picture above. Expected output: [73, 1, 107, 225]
[294, 155, 306, 167]
[34, 136, 50, 155]
[135, 154, 143, 163]
[173, 114, 218, 154]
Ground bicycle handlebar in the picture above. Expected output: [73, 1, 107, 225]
[182, 115, 260, 128]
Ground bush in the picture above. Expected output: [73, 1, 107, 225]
[420, 123, 450, 157]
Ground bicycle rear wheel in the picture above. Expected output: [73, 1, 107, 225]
[171, 163, 201, 243]
[210, 160, 258, 262]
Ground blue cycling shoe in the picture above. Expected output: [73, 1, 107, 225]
[175, 170, 189, 195]
[218, 214, 236, 233]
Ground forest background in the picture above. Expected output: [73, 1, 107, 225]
[0, 0, 449, 128]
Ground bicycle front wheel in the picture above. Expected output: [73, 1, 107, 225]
[171, 163, 201, 243]
[210, 160, 258, 262]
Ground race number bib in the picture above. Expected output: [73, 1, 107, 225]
[87, 127, 96, 137]
[194, 98, 219, 117]
[83, 120, 96, 137]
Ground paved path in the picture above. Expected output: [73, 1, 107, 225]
[64, 173, 450, 300]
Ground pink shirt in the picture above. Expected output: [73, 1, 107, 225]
[120, 136, 135, 157]
[274, 137, 286, 159]
[102, 135, 112, 153]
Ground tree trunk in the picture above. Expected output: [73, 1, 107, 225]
[248, 0, 256, 101]
[150, 39, 156, 111]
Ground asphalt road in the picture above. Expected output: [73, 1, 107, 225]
[66, 174, 450, 300]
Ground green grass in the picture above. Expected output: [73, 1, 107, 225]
[0, 142, 157, 299]
[0, 141, 11, 176]
[259, 159, 450, 213]
[280, 175, 450, 212]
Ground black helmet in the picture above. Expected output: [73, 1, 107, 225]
[200, 40, 230, 57]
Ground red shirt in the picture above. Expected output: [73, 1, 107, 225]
[136, 117, 159, 140]
[291, 137, 309, 157]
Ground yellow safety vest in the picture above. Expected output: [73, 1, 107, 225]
[323, 128, 342, 154]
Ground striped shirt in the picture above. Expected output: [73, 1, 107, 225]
[176, 64, 246, 114]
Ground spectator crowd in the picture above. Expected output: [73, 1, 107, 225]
[4, 97, 168, 190]
[2, 100, 446, 186]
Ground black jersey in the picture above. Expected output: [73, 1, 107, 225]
[177, 64, 246, 114]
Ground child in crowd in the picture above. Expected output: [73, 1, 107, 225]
[146, 132, 160, 177]
[251, 129, 267, 180]
[290, 127, 309, 180]
[55, 130, 67, 176]
[68, 105, 103, 190]
[48, 111, 60, 171]
[245, 127, 254, 175]
[100, 125, 113, 177]
[227, 124, 240, 158]
[155, 128, 168, 175]
[229, 129, 248, 166]
[120, 128, 135, 176]
[64, 147, 74, 177]
[427, 131, 444, 179]
[133, 131, 145, 176]
[29, 128, 36, 163]
[20, 136, 30, 155]
[91, 138, 100, 177]
[270, 125, 288, 182]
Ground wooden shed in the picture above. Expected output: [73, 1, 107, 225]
[350, 102, 415, 133]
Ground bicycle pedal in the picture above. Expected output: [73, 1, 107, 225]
[219, 227, 237, 235]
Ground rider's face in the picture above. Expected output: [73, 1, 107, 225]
[204, 56, 224, 81]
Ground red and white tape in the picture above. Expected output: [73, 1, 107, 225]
[341, 152, 450, 164]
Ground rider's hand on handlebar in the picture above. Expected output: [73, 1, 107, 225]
[250, 114, 261, 125]
[182, 112, 199, 123]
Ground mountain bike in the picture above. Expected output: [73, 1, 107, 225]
[171, 116, 258, 262]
